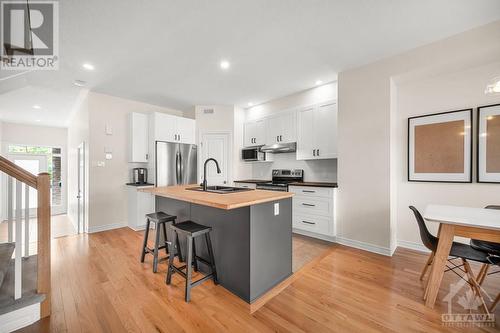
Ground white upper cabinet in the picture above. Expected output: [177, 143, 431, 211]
[151, 112, 195, 145]
[243, 119, 266, 147]
[176, 116, 196, 144]
[129, 112, 149, 163]
[297, 101, 337, 160]
[266, 111, 296, 144]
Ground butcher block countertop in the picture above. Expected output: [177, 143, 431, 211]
[141, 185, 294, 210]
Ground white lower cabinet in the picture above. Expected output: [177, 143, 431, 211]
[127, 186, 155, 231]
[289, 185, 335, 241]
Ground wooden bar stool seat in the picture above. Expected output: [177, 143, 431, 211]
[166, 221, 218, 302]
[140, 212, 181, 273]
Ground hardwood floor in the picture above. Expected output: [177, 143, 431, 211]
[17, 227, 500, 332]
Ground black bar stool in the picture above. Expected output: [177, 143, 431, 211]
[140, 212, 181, 273]
[166, 221, 218, 302]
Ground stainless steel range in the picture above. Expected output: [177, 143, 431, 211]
[256, 169, 304, 192]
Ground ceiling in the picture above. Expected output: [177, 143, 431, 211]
[1, 0, 500, 127]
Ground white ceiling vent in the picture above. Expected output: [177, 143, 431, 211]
[203, 108, 215, 114]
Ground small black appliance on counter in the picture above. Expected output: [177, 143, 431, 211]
[132, 167, 148, 184]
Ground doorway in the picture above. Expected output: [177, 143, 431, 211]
[10, 154, 48, 216]
[7, 145, 65, 215]
[199, 132, 231, 186]
[77, 142, 86, 233]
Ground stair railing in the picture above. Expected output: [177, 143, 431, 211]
[0, 155, 51, 318]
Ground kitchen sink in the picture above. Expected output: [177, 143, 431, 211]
[187, 185, 254, 194]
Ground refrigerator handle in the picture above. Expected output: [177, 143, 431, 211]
[175, 151, 181, 184]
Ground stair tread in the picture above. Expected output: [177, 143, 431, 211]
[0, 254, 41, 315]
[0, 243, 15, 288]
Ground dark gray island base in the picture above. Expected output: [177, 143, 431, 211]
[156, 196, 292, 303]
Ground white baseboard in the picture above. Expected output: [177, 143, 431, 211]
[336, 236, 393, 256]
[292, 229, 336, 243]
[397, 239, 431, 253]
[0, 303, 40, 333]
[128, 224, 147, 232]
[88, 222, 126, 234]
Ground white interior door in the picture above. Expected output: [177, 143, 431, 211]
[199, 133, 230, 186]
[77, 143, 86, 233]
[10, 154, 48, 216]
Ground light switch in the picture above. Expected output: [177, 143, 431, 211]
[274, 203, 279, 216]
[105, 153, 113, 160]
[96, 161, 105, 167]
[105, 124, 113, 135]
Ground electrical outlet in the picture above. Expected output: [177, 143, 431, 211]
[274, 203, 279, 216]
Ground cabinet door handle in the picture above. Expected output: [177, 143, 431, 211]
[302, 190, 316, 193]
[178, 134, 181, 141]
[302, 220, 316, 225]
[145, 154, 149, 160]
[302, 203, 316, 207]
[279, 135, 282, 142]
[313, 150, 316, 156]
[174, 134, 177, 141]
[276, 135, 279, 142]
[317, 149, 320, 156]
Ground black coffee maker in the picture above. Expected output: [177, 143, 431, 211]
[132, 168, 148, 184]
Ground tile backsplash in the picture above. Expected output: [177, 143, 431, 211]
[251, 152, 337, 182]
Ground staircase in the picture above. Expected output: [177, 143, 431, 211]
[0, 156, 51, 332]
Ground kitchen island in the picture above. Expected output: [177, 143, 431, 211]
[141, 185, 294, 304]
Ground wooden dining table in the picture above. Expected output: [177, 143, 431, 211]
[423, 204, 500, 308]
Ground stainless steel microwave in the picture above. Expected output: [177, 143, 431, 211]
[242, 148, 265, 161]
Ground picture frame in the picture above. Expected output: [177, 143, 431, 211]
[408, 109, 473, 183]
[477, 104, 500, 183]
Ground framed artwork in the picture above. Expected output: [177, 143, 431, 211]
[478, 104, 500, 183]
[408, 109, 472, 183]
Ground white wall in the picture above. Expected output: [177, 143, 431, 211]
[246, 82, 337, 121]
[396, 61, 500, 250]
[246, 82, 338, 181]
[67, 90, 90, 231]
[87, 92, 183, 231]
[1, 121, 68, 217]
[337, 20, 500, 254]
[195, 105, 252, 184]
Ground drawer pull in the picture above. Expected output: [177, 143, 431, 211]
[302, 203, 316, 207]
[302, 220, 316, 225]
[302, 190, 316, 193]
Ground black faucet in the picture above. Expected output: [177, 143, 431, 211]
[202, 158, 221, 191]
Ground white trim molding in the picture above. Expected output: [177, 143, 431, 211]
[396, 239, 431, 253]
[88, 222, 126, 234]
[336, 237, 393, 257]
[0, 302, 40, 332]
[292, 229, 336, 243]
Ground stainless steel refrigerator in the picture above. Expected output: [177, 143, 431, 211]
[155, 141, 197, 186]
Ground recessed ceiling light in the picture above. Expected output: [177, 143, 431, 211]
[315, 80, 323, 86]
[247, 102, 254, 107]
[82, 63, 95, 71]
[74, 80, 86, 87]
[220, 60, 230, 70]
[33, 105, 41, 109]
[35, 119, 41, 122]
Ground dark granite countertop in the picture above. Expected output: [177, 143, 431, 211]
[289, 182, 338, 188]
[234, 179, 271, 184]
[126, 183, 155, 187]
